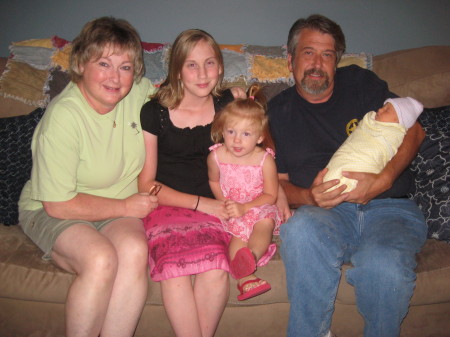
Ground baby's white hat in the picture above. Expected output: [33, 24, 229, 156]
[384, 97, 423, 129]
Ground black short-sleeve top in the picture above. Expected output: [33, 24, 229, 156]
[140, 89, 233, 198]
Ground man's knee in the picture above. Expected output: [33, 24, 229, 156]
[350, 246, 417, 288]
[281, 206, 326, 241]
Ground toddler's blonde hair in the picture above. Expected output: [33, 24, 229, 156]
[211, 84, 275, 150]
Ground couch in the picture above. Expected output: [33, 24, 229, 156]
[1, 41, 449, 337]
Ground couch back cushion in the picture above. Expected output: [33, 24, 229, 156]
[0, 108, 45, 225]
[373, 46, 450, 108]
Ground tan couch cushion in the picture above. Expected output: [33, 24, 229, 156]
[373, 46, 450, 108]
[0, 225, 288, 307]
[0, 60, 49, 108]
[0, 57, 35, 118]
[2, 224, 450, 309]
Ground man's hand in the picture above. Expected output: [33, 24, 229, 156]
[310, 168, 349, 208]
[277, 185, 292, 221]
[342, 171, 392, 204]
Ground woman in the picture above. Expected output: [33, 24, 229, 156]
[18, 17, 157, 337]
[139, 29, 246, 337]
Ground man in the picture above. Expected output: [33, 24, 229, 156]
[268, 14, 427, 337]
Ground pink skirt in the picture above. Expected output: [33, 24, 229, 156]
[143, 206, 231, 282]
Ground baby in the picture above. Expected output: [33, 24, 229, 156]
[324, 97, 423, 192]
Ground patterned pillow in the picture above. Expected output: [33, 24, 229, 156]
[0, 108, 45, 225]
[408, 106, 450, 243]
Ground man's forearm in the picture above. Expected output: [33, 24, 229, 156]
[279, 179, 314, 208]
[381, 122, 425, 187]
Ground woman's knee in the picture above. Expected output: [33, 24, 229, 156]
[113, 226, 148, 269]
[195, 270, 229, 297]
[123, 235, 148, 262]
[79, 243, 119, 283]
[197, 269, 229, 286]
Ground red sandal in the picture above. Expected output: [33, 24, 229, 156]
[237, 278, 271, 301]
[230, 247, 256, 279]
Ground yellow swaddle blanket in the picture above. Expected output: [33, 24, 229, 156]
[324, 111, 406, 192]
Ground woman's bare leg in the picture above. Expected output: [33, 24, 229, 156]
[51, 224, 119, 337]
[99, 218, 149, 337]
[161, 276, 203, 337]
[194, 269, 229, 337]
[161, 269, 229, 337]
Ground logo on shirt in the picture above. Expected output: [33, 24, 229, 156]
[346, 119, 359, 136]
[128, 121, 140, 134]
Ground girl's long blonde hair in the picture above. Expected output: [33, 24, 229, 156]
[153, 29, 224, 109]
[211, 84, 275, 150]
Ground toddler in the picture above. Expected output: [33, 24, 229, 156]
[208, 84, 283, 301]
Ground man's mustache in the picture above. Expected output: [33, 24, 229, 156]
[304, 68, 327, 77]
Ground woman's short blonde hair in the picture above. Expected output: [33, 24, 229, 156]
[70, 16, 144, 83]
[154, 29, 224, 109]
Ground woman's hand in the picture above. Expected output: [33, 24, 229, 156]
[197, 197, 230, 220]
[124, 193, 158, 218]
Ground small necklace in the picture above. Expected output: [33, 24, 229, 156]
[103, 112, 117, 128]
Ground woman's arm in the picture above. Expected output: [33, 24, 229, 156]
[139, 131, 229, 218]
[207, 152, 226, 201]
[139, 130, 201, 209]
[138, 131, 159, 193]
[43, 192, 157, 221]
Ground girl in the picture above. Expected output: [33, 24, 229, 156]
[208, 84, 283, 301]
[139, 29, 245, 337]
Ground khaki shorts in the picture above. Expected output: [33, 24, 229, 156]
[19, 208, 119, 260]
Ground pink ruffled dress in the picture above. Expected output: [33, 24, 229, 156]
[209, 144, 283, 266]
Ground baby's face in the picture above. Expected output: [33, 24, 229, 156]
[376, 103, 399, 123]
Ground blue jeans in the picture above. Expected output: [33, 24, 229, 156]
[280, 199, 427, 337]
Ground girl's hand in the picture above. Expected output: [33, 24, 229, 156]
[124, 193, 158, 218]
[197, 197, 230, 220]
[225, 200, 246, 218]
